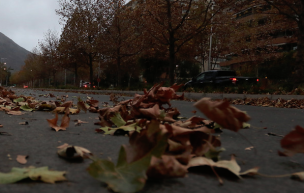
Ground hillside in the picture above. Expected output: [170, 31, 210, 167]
[0, 32, 31, 72]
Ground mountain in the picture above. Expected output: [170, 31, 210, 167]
[0, 32, 31, 72]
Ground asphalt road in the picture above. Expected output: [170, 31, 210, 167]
[1, 88, 304, 193]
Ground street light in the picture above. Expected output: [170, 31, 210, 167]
[0, 58, 7, 86]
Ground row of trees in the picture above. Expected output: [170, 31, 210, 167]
[10, 0, 304, 87]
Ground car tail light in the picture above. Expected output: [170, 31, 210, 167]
[84, 85, 87, 88]
[230, 78, 237, 82]
[257, 79, 259, 82]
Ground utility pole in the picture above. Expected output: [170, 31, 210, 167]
[208, 2, 214, 71]
[1, 58, 7, 86]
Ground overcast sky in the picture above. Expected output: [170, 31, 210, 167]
[0, 0, 62, 52]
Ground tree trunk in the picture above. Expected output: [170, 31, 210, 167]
[294, 11, 304, 84]
[74, 64, 78, 86]
[89, 54, 94, 85]
[117, 56, 121, 87]
[169, 33, 175, 85]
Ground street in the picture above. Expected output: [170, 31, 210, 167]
[0, 88, 304, 193]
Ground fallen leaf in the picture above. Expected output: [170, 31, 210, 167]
[16, 155, 28, 164]
[60, 101, 73, 108]
[7, 111, 24, 115]
[53, 107, 66, 113]
[245, 146, 254, 151]
[13, 98, 25, 103]
[194, 98, 250, 132]
[0, 166, 66, 184]
[74, 119, 88, 126]
[147, 155, 188, 178]
[279, 125, 304, 156]
[110, 112, 126, 127]
[37, 103, 56, 111]
[47, 110, 70, 132]
[20, 105, 34, 112]
[187, 155, 259, 181]
[77, 97, 87, 113]
[88, 120, 168, 193]
[291, 171, 304, 181]
[69, 108, 80, 114]
[57, 145, 92, 160]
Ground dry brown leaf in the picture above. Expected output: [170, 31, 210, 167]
[53, 107, 66, 113]
[147, 155, 188, 179]
[188, 155, 259, 181]
[57, 143, 69, 149]
[139, 104, 161, 119]
[7, 111, 24, 115]
[60, 101, 73, 108]
[77, 101, 87, 113]
[245, 146, 254, 151]
[19, 122, 28, 125]
[194, 98, 250, 132]
[291, 171, 304, 181]
[278, 125, 304, 156]
[47, 111, 70, 132]
[74, 119, 88, 126]
[57, 144, 92, 160]
[16, 155, 28, 164]
[69, 108, 80, 114]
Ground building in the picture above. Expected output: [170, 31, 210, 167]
[219, 0, 297, 74]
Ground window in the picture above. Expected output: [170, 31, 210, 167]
[205, 72, 214, 80]
[196, 73, 205, 81]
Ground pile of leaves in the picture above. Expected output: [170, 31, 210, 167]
[228, 97, 304, 109]
[86, 83, 258, 192]
[1, 85, 304, 192]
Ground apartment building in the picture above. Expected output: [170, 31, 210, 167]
[219, 0, 297, 71]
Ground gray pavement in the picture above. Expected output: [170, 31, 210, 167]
[0, 88, 304, 193]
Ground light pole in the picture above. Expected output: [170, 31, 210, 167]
[208, 2, 214, 71]
[0, 58, 7, 86]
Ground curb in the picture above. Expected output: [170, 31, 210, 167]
[22, 88, 304, 101]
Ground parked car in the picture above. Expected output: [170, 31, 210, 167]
[80, 80, 91, 88]
[184, 70, 259, 89]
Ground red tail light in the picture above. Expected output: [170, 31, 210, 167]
[257, 79, 259, 82]
[230, 78, 237, 82]
[84, 85, 87, 88]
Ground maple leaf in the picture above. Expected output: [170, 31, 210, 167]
[47, 109, 70, 132]
[278, 125, 304, 156]
[194, 98, 250, 132]
[60, 101, 73, 108]
[99, 122, 142, 135]
[147, 155, 188, 179]
[77, 97, 87, 113]
[187, 155, 259, 183]
[87, 99, 99, 107]
[69, 108, 80, 114]
[0, 166, 66, 184]
[139, 104, 162, 120]
[110, 112, 127, 127]
[13, 98, 25, 103]
[20, 105, 34, 112]
[57, 144, 92, 160]
[88, 120, 168, 193]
